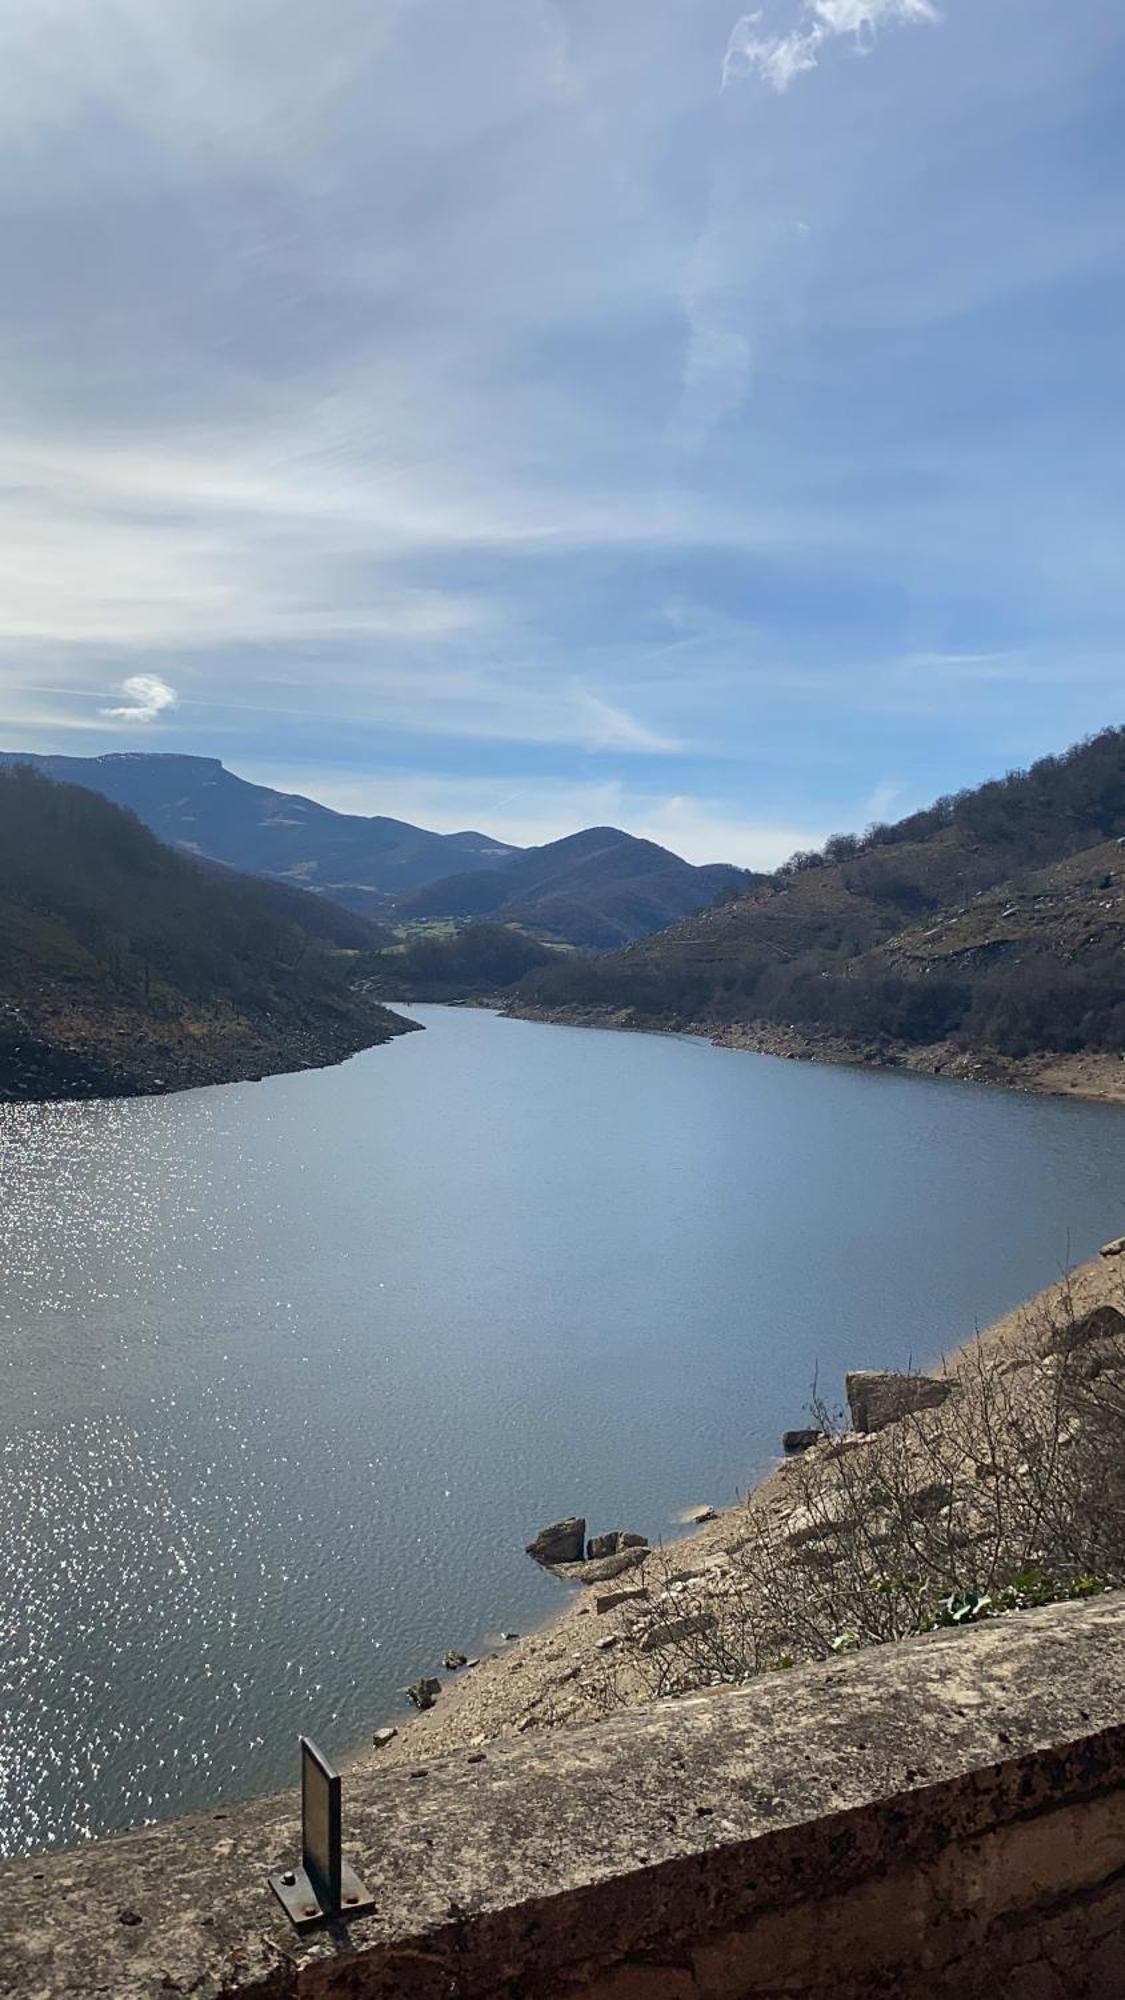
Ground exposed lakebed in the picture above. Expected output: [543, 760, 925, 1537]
[2, 1005, 1123, 1854]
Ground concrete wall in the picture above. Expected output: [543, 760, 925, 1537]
[3, 1595, 1124, 2000]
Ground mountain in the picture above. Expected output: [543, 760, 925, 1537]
[0, 763, 413, 1102]
[0, 753, 747, 945]
[516, 727, 1125, 1061]
[396, 827, 758, 948]
[0, 752, 518, 908]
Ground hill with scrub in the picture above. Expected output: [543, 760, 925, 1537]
[0, 764, 413, 1101]
[514, 727, 1125, 1074]
[395, 826, 756, 948]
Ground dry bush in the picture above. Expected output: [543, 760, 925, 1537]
[613, 1279, 1125, 1704]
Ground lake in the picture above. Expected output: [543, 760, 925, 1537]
[2, 1005, 1123, 1855]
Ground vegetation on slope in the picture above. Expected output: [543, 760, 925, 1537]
[0, 764, 412, 1101]
[358, 921, 555, 1001]
[516, 728, 1125, 1059]
[396, 828, 759, 948]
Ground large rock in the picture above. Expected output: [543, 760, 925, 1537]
[1100, 1237, 1125, 1258]
[586, 1530, 648, 1560]
[846, 1370, 952, 1434]
[1049, 1304, 1125, 1353]
[552, 1547, 650, 1586]
[638, 1612, 717, 1653]
[406, 1678, 441, 1712]
[525, 1517, 586, 1566]
[782, 1429, 822, 1454]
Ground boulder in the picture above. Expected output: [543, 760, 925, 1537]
[1048, 1304, 1125, 1354]
[782, 1429, 823, 1454]
[552, 1546, 650, 1586]
[690, 1506, 717, 1524]
[586, 1530, 648, 1560]
[525, 1517, 586, 1566]
[442, 1651, 468, 1670]
[372, 1726, 398, 1749]
[406, 1677, 441, 1712]
[846, 1370, 952, 1434]
[1100, 1237, 1125, 1258]
[596, 1586, 649, 1615]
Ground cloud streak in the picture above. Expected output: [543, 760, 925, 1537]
[723, 0, 939, 93]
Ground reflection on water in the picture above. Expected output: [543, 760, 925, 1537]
[2, 1007, 1123, 1854]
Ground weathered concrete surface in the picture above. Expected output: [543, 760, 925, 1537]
[3, 1595, 1124, 1999]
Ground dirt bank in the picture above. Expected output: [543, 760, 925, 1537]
[353, 1247, 1125, 1776]
[498, 1003, 1125, 1108]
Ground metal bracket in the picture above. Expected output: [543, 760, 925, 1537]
[268, 1737, 376, 1931]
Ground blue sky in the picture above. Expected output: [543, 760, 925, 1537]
[1, 0, 1122, 863]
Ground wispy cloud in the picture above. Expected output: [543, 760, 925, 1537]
[723, 0, 939, 93]
[99, 675, 178, 723]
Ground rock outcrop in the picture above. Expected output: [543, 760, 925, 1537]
[525, 1517, 586, 1566]
[846, 1370, 952, 1434]
[783, 1429, 823, 1454]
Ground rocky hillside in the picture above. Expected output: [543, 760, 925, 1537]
[516, 727, 1125, 1061]
[0, 764, 413, 1102]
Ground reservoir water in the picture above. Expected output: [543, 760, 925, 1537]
[2, 1004, 1123, 1855]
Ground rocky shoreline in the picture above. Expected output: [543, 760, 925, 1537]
[354, 1246, 1125, 1774]
[497, 1001, 1125, 1108]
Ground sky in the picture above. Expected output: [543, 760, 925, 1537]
[1, 0, 1123, 865]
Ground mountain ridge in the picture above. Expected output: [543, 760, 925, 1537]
[0, 750, 748, 946]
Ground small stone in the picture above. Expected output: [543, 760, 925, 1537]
[371, 1726, 398, 1749]
[1100, 1236, 1125, 1258]
[442, 1651, 468, 1670]
[690, 1506, 717, 1524]
[118, 1909, 143, 1927]
[595, 1633, 619, 1651]
[500, 1631, 520, 1642]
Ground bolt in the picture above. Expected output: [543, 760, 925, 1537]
[280, 1871, 296, 1888]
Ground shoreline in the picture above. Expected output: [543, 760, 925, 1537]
[496, 1001, 1125, 1108]
[354, 1244, 1125, 1775]
[0, 1000, 419, 1106]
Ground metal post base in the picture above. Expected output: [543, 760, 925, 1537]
[268, 1859, 376, 1932]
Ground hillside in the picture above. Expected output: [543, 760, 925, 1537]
[0, 764, 413, 1102]
[0, 752, 518, 907]
[397, 827, 756, 948]
[515, 727, 1125, 1069]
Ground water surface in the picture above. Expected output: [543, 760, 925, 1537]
[2, 1006, 1123, 1854]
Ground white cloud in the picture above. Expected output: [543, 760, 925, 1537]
[723, 0, 939, 93]
[99, 674, 178, 723]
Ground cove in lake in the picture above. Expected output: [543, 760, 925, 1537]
[2, 1005, 1124, 1856]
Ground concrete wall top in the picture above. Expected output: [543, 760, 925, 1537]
[3, 1594, 1124, 1999]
